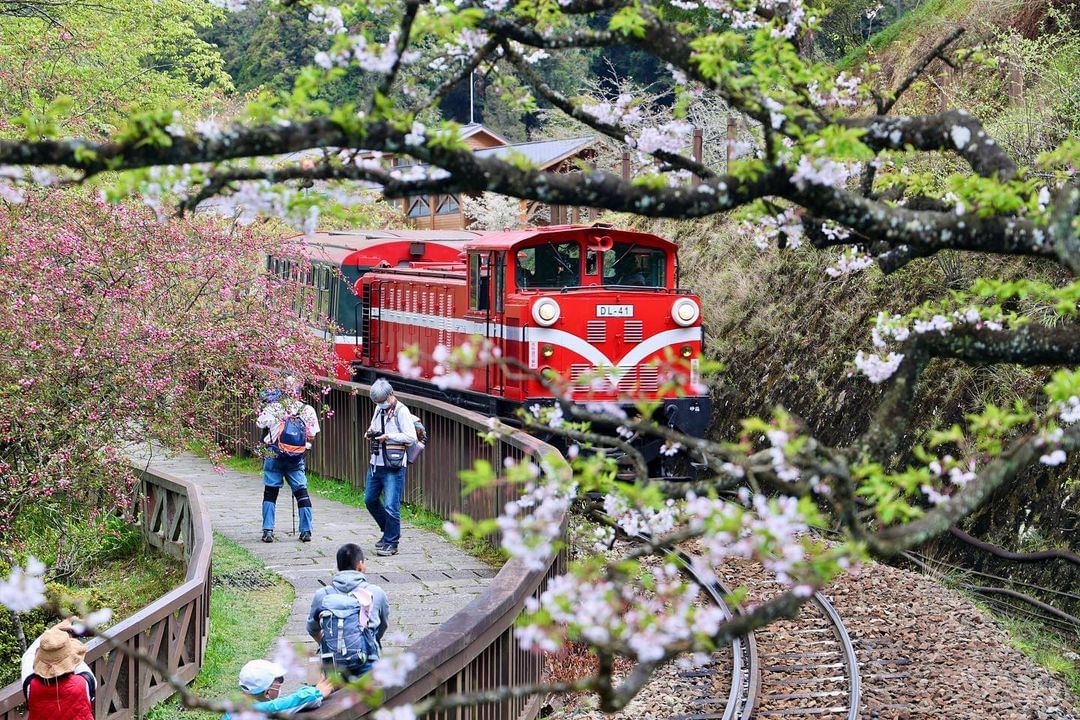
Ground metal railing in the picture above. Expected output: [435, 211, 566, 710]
[217, 377, 570, 719]
[0, 467, 213, 720]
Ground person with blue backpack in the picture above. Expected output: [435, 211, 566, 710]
[255, 377, 321, 543]
[306, 543, 390, 682]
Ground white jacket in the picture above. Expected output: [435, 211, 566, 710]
[256, 398, 320, 445]
[367, 400, 417, 467]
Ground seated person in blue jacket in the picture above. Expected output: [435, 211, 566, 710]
[222, 659, 333, 719]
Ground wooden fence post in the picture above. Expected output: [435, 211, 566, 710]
[726, 117, 737, 169]
[692, 127, 703, 183]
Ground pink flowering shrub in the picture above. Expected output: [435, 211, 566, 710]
[0, 193, 335, 544]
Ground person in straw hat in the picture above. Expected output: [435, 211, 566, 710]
[20, 621, 96, 720]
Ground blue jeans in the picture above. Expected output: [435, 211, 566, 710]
[263, 456, 313, 533]
[365, 464, 405, 547]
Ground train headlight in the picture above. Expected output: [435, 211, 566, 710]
[532, 298, 561, 326]
[541, 344, 555, 358]
[680, 344, 693, 358]
[671, 298, 700, 326]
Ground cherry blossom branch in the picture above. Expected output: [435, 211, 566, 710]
[850, 110, 1019, 181]
[0, 130, 1056, 269]
[176, 161, 393, 214]
[414, 37, 501, 114]
[502, 42, 717, 180]
[373, 0, 421, 105]
[522, 416, 650, 482]
[862, 424, 1080, 555]
[861, 323, 1080, 459]
[478, 15, 619, 50]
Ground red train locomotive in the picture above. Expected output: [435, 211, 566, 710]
[280, 224, 711, 464]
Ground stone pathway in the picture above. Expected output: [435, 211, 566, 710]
[134, 449, 496, 669]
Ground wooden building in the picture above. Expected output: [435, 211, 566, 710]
[396, 124, 597, 230]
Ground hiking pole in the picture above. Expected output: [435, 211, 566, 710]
[292, 493, 297, 537]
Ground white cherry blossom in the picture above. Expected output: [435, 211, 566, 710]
[0, 557, 47, 613]
[854, 350, 904, 383]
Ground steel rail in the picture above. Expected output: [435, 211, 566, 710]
[811, 591, 861, 720]
[615, 526, 758, 720]
[670, 547, 758, 720]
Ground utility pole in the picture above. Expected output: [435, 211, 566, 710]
[469, 69, 475, 124]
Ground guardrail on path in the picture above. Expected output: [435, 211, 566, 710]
[0, 467, 213, 720]
[217, 377, 570, 720]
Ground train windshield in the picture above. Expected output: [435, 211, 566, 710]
[602, 242, 667, 287]
[515, 242, 581, 289]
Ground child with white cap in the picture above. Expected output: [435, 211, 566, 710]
[222, 659, 333, 719]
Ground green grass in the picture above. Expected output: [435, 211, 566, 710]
[220, 453, 506, 568]
[145, 533, 294, 720]
[837, 0, 975, 69]
[991, 611, 1080, 700]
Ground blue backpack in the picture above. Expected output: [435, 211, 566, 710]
[272, 414, 308, 458]
[318, 587, 380, 673]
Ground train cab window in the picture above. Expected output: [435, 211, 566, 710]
[469, 252, 490, 312]
[585, 249, 599, 276]
[602, 243, 667, 287]
[516, 242, 580, 289]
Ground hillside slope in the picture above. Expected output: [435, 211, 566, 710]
[630, 0, 1080, 618]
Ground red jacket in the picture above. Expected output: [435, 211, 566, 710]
[24, 672, 95, 720]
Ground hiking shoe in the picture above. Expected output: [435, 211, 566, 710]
[374, 540, 388, 550]
[299, 531, 312, 543]
[375, 544, 398, 557]
[262, 530, 275, 543]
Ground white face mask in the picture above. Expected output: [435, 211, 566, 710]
[377, 400, 390, 411]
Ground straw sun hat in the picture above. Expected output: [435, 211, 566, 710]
[33, 627, 87, 679]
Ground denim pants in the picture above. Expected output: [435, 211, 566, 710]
[364, 464, 406, 547]
[263, 456, 313, 533]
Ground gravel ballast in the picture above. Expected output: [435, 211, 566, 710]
[549, 548, 1077, 719]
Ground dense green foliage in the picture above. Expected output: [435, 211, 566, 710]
[0, 0, 230, 137]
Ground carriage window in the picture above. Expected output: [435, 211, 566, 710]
[515, 242, 580, 289]
[469, 252, 490, 311]
[494, 252, 505, 313]
[602, 243, 666, 287]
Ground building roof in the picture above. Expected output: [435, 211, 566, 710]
[459, 123, 510, 147]
[474, 136, 595, 170]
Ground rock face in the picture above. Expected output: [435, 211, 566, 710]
[551, 553, 1078, 719]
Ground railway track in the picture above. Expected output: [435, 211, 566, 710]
[747, 587, 859, 719]
[634, 539, 860, 720]
[665, 547, 758, 720]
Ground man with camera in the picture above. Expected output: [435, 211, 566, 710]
[363, 378, 418, 557]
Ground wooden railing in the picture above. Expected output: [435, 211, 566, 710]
[0, 467, 213, 720]
[218, 378, 569, 719]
